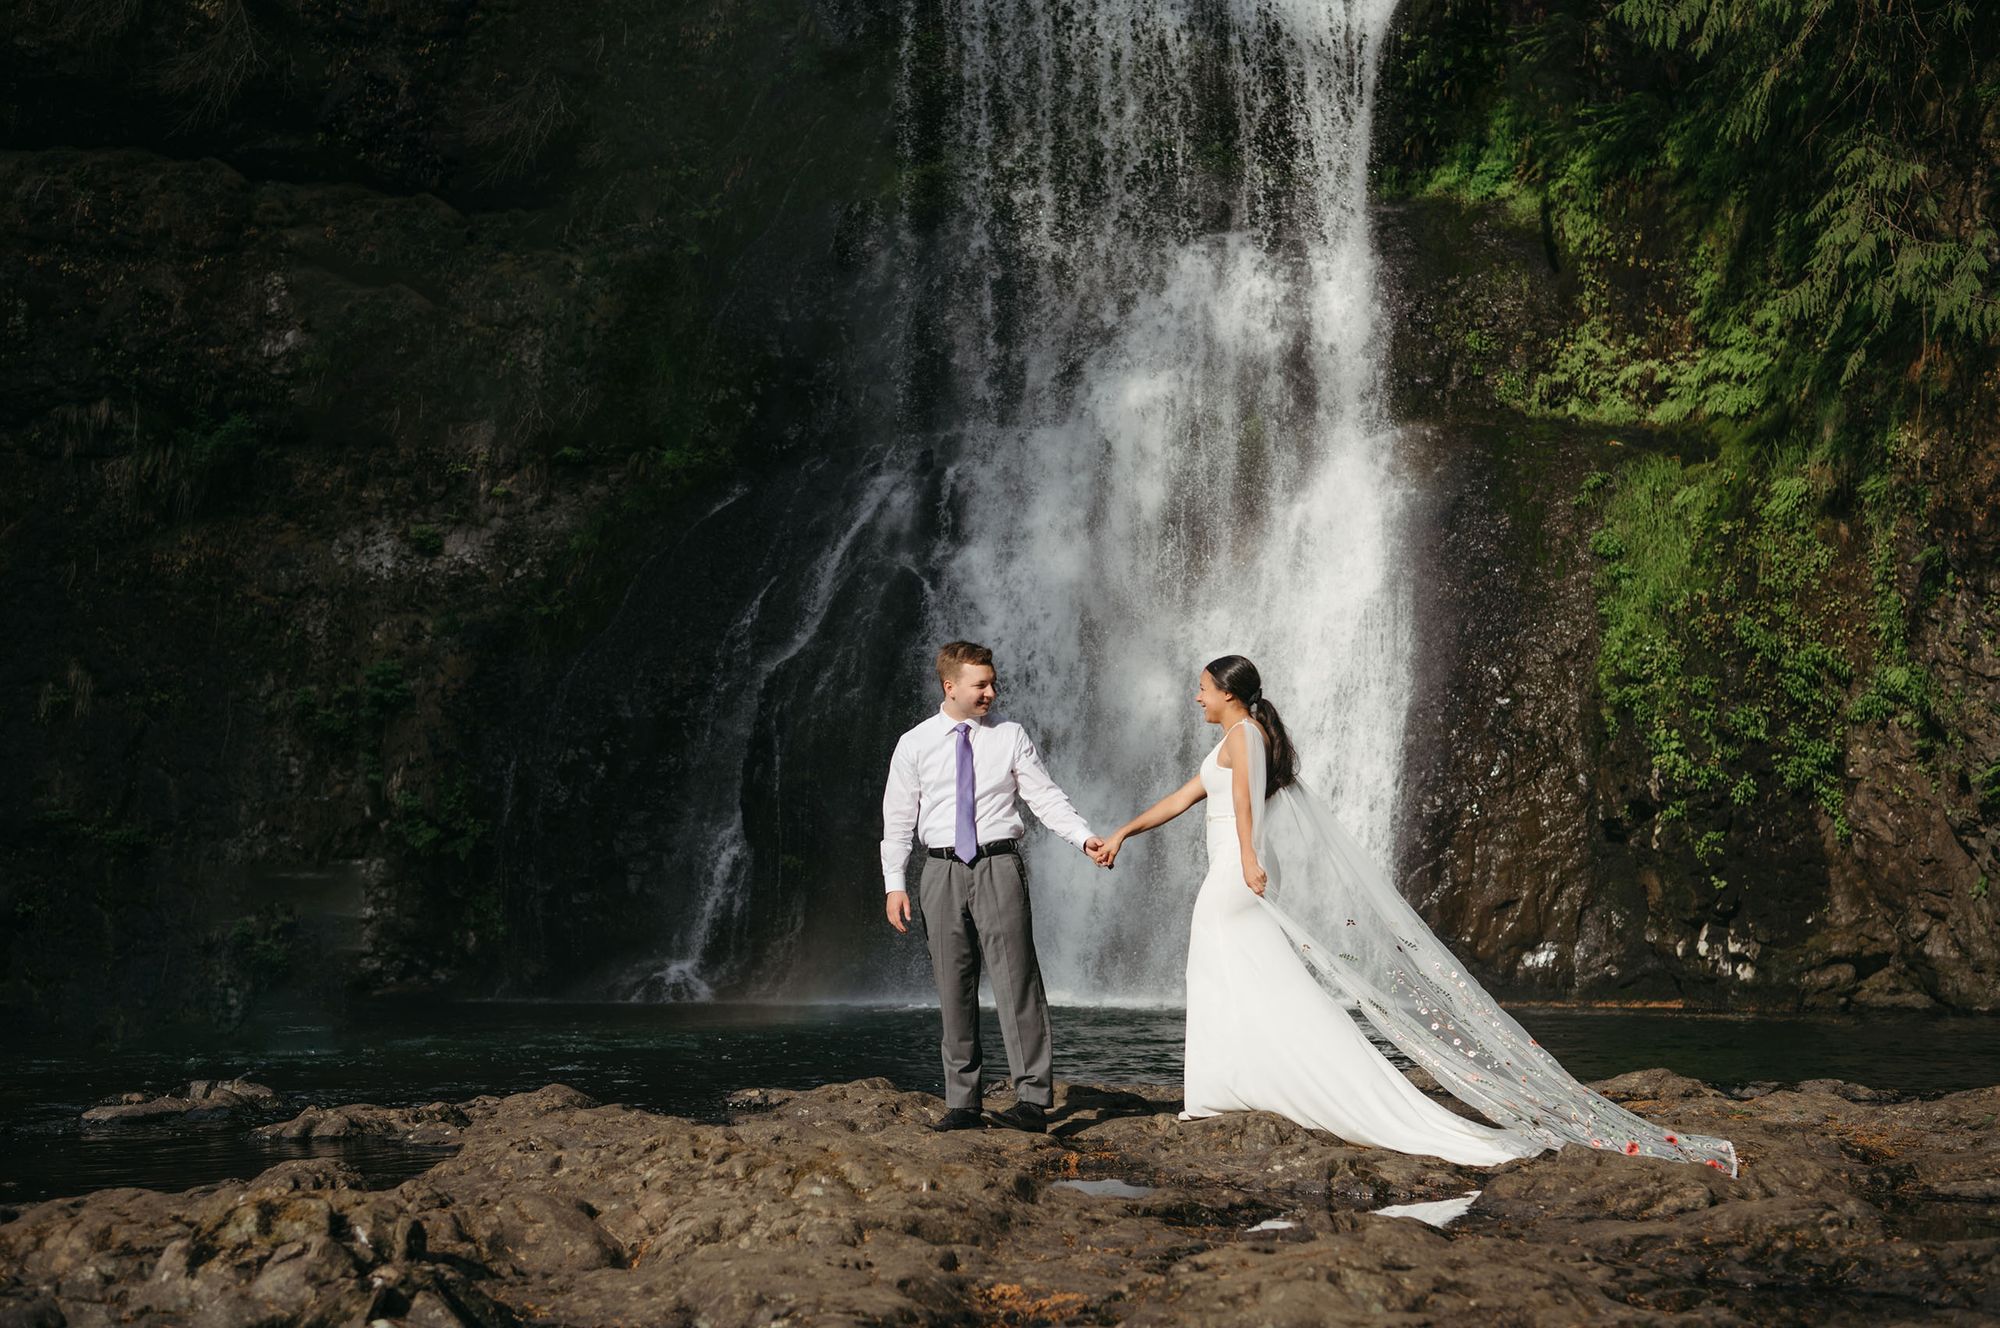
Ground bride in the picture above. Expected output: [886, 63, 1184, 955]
[1091, 655, 1736, 1174]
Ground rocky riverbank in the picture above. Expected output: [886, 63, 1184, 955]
[3, 1074, 1996, 1325]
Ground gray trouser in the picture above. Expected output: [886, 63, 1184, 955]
[917, 850, 1054, 1109]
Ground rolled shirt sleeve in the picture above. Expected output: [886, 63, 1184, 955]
[880, 733, 921, 893]
[1012, 728, 1094, 851]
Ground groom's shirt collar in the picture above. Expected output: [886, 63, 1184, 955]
[936, 704, 993, 730]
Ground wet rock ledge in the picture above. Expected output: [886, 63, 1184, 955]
[3, 1074, 1996, 1326]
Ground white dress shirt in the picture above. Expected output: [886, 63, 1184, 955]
[880, 706, 1096, 892]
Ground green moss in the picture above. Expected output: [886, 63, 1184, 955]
[391, 776, 488, 864]
[1573, 470, 1613, 507]
[293, 685, 355, 743]
[30, 809, 153, 857]
[1848, 468, 1950, 743]
[1384, 0, 1996, 443]
[1388, 0, 1997, 873]
[181, 412, 260, 473]
[362, 659, 411, 718]
[219, 908, 298, 986]
[114, 410, 265, 523]
[292, 658, 411, 745]
[1588, 447, 1856, 849]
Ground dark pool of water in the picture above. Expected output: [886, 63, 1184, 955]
[5, 1001, 1998, 1205]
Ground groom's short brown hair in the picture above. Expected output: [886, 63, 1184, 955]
[936, 640, 994, 686]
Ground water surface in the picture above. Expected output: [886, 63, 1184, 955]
[6, 1001, 1996, 1204]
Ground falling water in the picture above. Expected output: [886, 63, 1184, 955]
[561, 0, 1411, 1004]
[907, 0, 1412, 1000]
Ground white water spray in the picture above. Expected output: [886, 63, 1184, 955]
[909, 0, 1412, 1000]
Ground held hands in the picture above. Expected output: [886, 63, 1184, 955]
[885, 889, 912, 933]
[1087, 833, 1124, 869]
[1241, 853, 1268, 896]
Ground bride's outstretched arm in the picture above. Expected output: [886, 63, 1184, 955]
[1092, 776, 1206, 868]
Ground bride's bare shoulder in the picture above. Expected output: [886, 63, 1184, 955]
[1214, 718, 1266, 768]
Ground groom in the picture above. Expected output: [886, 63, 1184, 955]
[881, 640, 1104, 1133]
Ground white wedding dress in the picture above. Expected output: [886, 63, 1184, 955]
[1178, 721, 1737, 1176]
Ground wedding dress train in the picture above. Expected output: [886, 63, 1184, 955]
[1179, 721, 1736, 1176]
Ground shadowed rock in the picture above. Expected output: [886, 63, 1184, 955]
[251, 1086, 596, 1147]
[5, 1074, 1997, 1325]
[80, 1078, 279, 1124]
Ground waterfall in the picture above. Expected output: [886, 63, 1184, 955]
[905, 0, 1412, 1000]
[552, 0, 1411, 1005]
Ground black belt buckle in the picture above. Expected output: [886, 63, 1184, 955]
[930, 838, 1017, 863]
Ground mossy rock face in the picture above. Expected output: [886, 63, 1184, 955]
[3, 150, 589, 454]
[0, 146, 605, 1025]
[4, 0, 901, 206]
[1380, 186, 1999, 1011]
[1370, 0, 2000, 1011]
[1376, 195, 1576, 426]
[0, 0, 903, 1032]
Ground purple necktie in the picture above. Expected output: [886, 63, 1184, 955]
[953, 721, 978, 864]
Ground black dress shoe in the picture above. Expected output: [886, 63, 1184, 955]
[985, 1101, 1048, 1134]
[930, 1107, 985, 1132]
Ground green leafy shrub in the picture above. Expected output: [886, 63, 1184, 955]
[392, 776, 489, 863]
[293, 659, 411, 744]
[1591, 449, 1856, 843]
[362, 659, 411, 718]
[1387, 0, 1996, 443]
[1387, 0, 1997, 871]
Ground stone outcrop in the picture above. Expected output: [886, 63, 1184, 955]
[1379, 193, 2000, 1012]
[3, 0, 1994, 1031]
[251, 1093, 538, 1148]
[4, 1076, 1996, 1325]
[0, 0, 903, 1030]
[81, 1079, 279, 1126]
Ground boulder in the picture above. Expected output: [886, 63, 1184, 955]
[5, 1074, 1996, 1325]
[80, 1078, 280, 1124]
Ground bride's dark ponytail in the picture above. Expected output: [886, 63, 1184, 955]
[1204, 654, 1299, 794]
[1249, 694, 1299, 794]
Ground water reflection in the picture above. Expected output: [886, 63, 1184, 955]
[4, 1002, 1997, 1204]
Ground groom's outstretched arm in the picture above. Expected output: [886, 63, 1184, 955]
[881, 735, 920, 931]
[1013, 728, 1097, 855]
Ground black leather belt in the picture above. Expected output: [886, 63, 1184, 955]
[927, 838, 1019, 862]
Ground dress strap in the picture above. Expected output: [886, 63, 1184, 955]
[1215, 718, 1261, 764]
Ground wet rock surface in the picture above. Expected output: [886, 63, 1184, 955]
[0, 0, 913, 1035]
[1378, 191, 2000, 1012]
[4, 1075, 1996, 1326]
[249, 1093, 525, 1148]
[81, 1079, 280, 1125]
